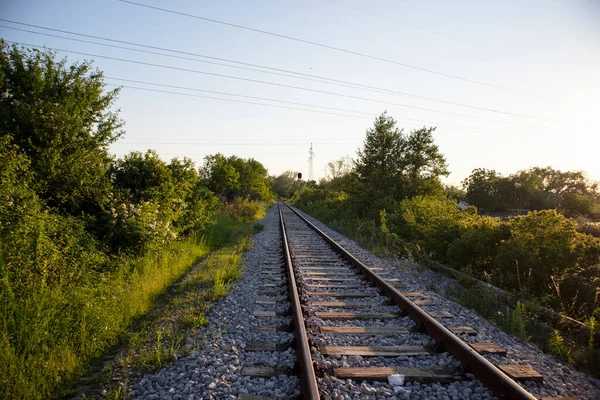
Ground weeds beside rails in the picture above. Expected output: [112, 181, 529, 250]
[454, 285, 600, 378]
[0, 207, 266, 400]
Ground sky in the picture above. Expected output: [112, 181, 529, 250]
[1, 0, 599, 185]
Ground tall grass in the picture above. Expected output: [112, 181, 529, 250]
[0, 238, 209, 399]
[0, 201, 269, 400]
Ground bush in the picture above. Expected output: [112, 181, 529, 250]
[389, 196, 468, 260]
[447, 216, 510, 274]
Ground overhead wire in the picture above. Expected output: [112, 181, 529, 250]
[117, 0, 557, 101]
[323, 0, 462, 41]
[0, 20, 547, 120]
[105, 77, 546, 138]
[4, 40, 555, 130]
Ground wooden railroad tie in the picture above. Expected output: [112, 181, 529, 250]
[413, 299, 434, 306]
[305, 292, 377, 297]
[262, 270, 284, 274]
[448, 326, 478, 335]
[428, 311, 454, 318]
[241, 366, 292, 378]
[333, 366, 464, 383]
[497, 364, 543, 382]
[261, 283, 285, 288]
[301, 271, 357, 276]
[311, 300, 387, 307]
[304, 277, 363, 282]
[305, 284, 368, 289]
[470, 342, 507, 356]
[246, 341, 291, 352]
[257, 290, 284, 296]
[319, 326, 410, 335]
[238, 394, 297, 400]
[305, 283, 410, 289]
[315, 311, 401, 320]
[319, 345, 430, 357]
[253, 310, 290, 318]
[251, 325, 292, 333]
[255, 299, 285, 305]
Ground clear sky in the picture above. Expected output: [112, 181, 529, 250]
[2, 0, 599, 185]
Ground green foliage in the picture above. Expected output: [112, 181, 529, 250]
[390, 196, 466, 260]
[0, 40, 123, 217]
[201, 153, 274, 201]
[548, 330, 573, 363]
[447, 216, 510, 272]
[462, 166, 600, 218]
[273, 170, 300, 198]
[494, 211, 583, 295]
[0, 42, 268, 399]
[109, 151, 218, 254]
[0, 237, 208, 400]
[353, 112, 448, 217]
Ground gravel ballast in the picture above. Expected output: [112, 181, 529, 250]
[128, 204, 600, 399]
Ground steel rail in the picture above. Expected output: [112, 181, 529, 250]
[278, 202, 321, 399]
[283, 202, 538, 400]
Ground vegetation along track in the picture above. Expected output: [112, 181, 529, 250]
[241, 201, 577, 399]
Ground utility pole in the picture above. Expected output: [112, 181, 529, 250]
[308, 142, 314, 182]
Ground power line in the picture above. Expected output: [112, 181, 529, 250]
[4, 40, 553, 130]
[105, 77, 546, 138]
[117, 0, 556, 101]
[106, 77, 374, 116]
[0, 20, 547, 120]
[105, 84, 371, 120]
[324, 0, 465, 43]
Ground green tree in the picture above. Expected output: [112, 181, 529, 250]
[463, 168, 505, 212]
[400, 127, 448, 198]
[201, 154, 273, 201]
[201, 153, 241, 199]
[0, 41, 123, 217]
[325, 156, 354, 180]
[273, 171, 300, 198]
[355, 113, 448, 214]
[355, 112, 404, 200]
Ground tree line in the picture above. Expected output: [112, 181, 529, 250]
[462, 167, 600, 219]
[0, 42, 274, 398]
[289, 112, 600, 322]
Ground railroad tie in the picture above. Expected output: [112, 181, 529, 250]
[333, 366, 464, 383]
[497, 364, 543, 382]
[246, 341, 292, 352]
[314, 311, 402, 320]
[318, 326, 410, 335]
[319, 345, 431, 357]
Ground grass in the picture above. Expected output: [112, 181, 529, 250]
[0, 202, 269, 400]
[69, 208, 266, 398]
[1, 237, 209, 400]
[454, 285, 600, 377]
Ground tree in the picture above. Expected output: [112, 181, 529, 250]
[0, 41, 123, 217]
[273, 171, 300, 198]
[463, 168, 505, 212]
[444, 185, 465, 202]
[325, 156, 353, 180]
[201, 153, 241, 200]
[355, 112, 403, 194]
[200, 154, 273, 201]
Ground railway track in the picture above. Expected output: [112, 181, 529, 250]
[240, 202, 574, 399]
